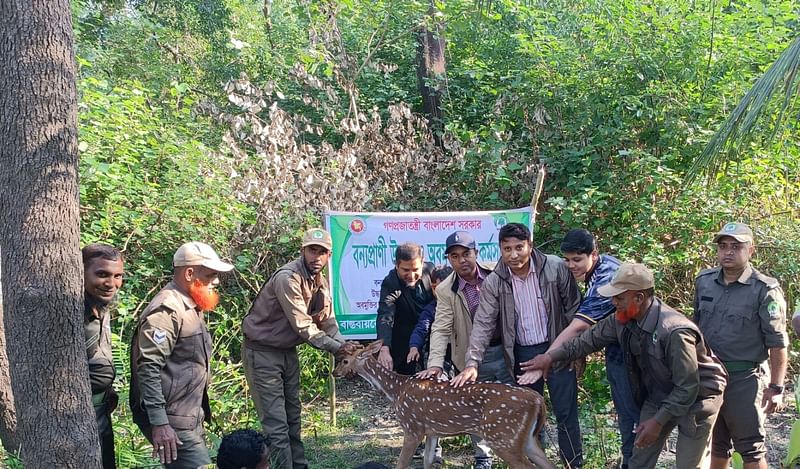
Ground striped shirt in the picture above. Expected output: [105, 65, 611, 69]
[510, 264, 549, 345]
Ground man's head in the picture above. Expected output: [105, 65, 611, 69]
[560, 229, 600, 282]
[82, 243, 125, 307]
[173, 242, 234, 312]
[394, 242, 424, 287]
[597, 263, 655, 324]
[301, 228, 333, 275]
[712, 222, 755, 272]
[445, 231, 478, 280]
[217, 429, 270, 469]
[498, 223, 532, 274]
[430, 265, 453, 297]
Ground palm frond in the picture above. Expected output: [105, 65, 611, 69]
[686, 35, 800, 183]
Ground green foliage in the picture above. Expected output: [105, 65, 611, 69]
[61, 0, 800, 466]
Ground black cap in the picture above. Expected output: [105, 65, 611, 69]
[445, 231, 477, 253]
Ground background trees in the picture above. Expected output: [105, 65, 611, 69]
[1, 0, 798, 466]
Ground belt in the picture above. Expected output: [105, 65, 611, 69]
[489, 338, 502, 347]
[722, 361, 759, 373]
[91, 390, 107, 406]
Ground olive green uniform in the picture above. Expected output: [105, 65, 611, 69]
[130, 282, 212, 469]
[550, 298, 727, 468]
[86, 304, 118, 469]
[694, 265, 788, 462]
[243, 258, 345, 469]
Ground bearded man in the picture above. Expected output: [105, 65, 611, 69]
[130, 241, 234, 468]
[520, 263, 728, 468]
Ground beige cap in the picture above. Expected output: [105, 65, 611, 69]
[301, 228, 332, 250]
[597, 263, 654, 297]
[712, 222, 754, 244]
[173, 242, 234, 272]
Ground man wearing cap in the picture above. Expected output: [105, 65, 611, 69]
[376, 242, 435, 375]
[417, 231, 505, 469]
[83, 243, 125, 469]
[694, 222, 788, 469]
[130, 241, 234, 468]
[243, 228, 355, 469]
[520, 263, 728, 468]
[451, 222, 583, 468]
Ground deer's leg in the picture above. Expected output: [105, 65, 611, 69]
[493, 446, 536, 469]
[422, 435, 440, 468]
[396, 432, 423, 469]
[525, 433, 556, 469]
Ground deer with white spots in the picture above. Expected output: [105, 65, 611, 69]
[333, 340, 555, 469]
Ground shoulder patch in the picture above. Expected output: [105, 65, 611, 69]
[152, 329, 168, 344]
[767, 302, 781, 319]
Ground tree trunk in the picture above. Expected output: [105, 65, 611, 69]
[0, 0, 103, 466]
[416, 2, 447, 146]
[0, 262, 20, 454]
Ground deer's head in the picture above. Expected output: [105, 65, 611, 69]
[333, 339, 382, 378]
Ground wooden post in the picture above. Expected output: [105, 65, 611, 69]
[329, 353, 337, 427]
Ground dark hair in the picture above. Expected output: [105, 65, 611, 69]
[82, 243, 123, 268]
[431, 265, 453, 283]
[498, 223, 531, 244]
[394, 242, 423, 264]
[560, 229, 598, 255]
[217, 429, 269, 469]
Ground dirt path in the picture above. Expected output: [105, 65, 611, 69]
[306, 378, 794, 468]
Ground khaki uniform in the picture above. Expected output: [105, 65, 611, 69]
[242, 258, 345, 469]
[130, 282, 212, 469]
[551, 298, 728, 468]
[85, 304, 117, 469]
[694, 265, 788, 462]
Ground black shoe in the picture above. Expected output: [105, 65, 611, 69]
[474, 457, 492, 469]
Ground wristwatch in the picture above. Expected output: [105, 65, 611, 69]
[768, 383, 784, 394]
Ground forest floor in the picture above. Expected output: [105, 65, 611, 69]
[303, 377, 794, 469]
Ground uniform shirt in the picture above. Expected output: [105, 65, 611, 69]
[694, 265, 788, 363]
[510, 264, 549, 345]
[550, 301, 707, 425]
[574, 254, 621, 325]
[85, 304, 115, 394]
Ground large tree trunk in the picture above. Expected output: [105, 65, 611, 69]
[0, 0, 103, 467]
[416, 2, 447, 146]
[0, 263, 20, 454]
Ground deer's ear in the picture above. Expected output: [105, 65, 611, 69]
[363, 339, 383, 356]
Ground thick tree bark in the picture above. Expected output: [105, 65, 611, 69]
[0, 0, 102, 467]
[416, 3, 447, 146]
[0, 264, 20, 454]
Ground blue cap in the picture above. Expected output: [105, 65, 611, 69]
[445, 231, 477, 253]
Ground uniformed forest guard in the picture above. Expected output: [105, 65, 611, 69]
[694, 222, 788, 469]
[83, 243, 125, 469]
[130, 242, 234, 468]
[520, 263, 728, 469]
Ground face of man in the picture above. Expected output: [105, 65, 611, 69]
[446, 246, 478, 280]
[84, 258, 124, 305]
[716, 236, 754, 272]
[611, 290, 645, 324]
[303, 244, 331, 275]
[185, 265, 221, 312]
[396, 257, 423, 287]
[562, 251, 598, 282]
[500, 237, 532, 274]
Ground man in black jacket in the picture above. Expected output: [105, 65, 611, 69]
[376, 242, 434, 375]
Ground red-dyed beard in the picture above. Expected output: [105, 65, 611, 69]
[615, 302, 640, 325]
[189, 279, 219, 312]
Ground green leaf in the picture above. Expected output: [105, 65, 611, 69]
[784, 419, 800, 466]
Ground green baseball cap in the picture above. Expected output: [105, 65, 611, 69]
[712, 222, 754, 244]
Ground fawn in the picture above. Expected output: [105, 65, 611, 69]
[333, 339, 555, 469]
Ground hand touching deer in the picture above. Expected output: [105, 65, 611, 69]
[333, 340, 555, 469]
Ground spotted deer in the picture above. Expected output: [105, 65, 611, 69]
[333, 340, 555, 469]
